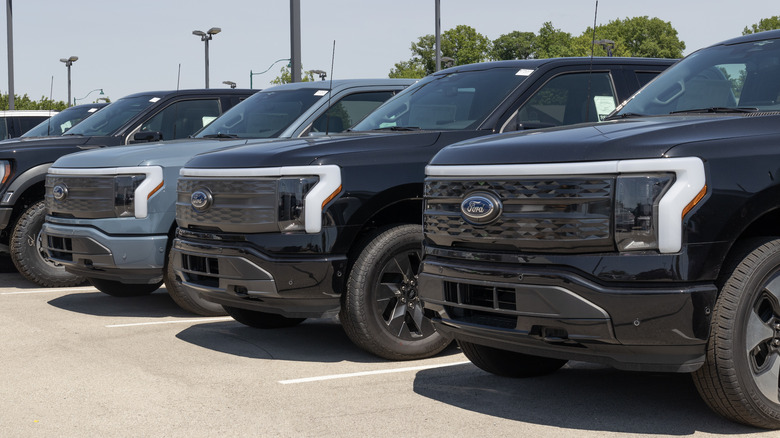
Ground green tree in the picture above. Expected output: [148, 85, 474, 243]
[743, 16, 780, 34]
[389, 25, 492, 78]
[1, 93, 68, 111]
[581, 16, 685, 58]
[533, 22, 579, 58]
[490, 31, 536, 60]
[271, 65, 316, 85]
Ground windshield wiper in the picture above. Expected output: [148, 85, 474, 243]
[201, 133, 239, 138]
[603, 112, 645, 121]
[374, 126, 421, 131]
[670, 107, 759, 114]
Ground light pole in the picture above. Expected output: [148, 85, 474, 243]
[192, 27, 221, 88]
[59, 56, 78, 107]
[594, 39, 615, 57]
[73, 88, 104, 106]
[249, 58, 290, 89]
[222, 81, 236, 89]
[309, 70, 327, 81]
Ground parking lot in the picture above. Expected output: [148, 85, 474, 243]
[0, 261, 776, 437]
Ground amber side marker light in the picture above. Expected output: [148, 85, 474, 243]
[148, 181, 164, 199]
[322, 185, 342, 208]
[683, 184, 707, 218]
[1, 162, 10, 185]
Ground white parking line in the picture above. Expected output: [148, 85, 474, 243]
[279, 361, 472, 384]
[1, 286, 97, 295]
[105, 317, 233, 328]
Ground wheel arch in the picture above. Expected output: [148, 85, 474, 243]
[1, 163, 51, 236]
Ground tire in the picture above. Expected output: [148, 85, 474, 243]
[459, 340, 568, 377]
[88, 277, 162, 297]
[163, 247, 226, 316]
[224, 306, 305, 329]
[339, 224, 451, 360]
[10, 200, 86, 287]
[692, 238, 780, 429]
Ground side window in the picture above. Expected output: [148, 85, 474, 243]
[139, 99, 221, 140]
[508, 71, 617, 131]
[636, 71, 662, 88]
[0, 119, 8, 139]
[310, 91, 396, 133]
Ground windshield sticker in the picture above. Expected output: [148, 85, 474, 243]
[314, 90, 328, 96]
[516, 69, 534, 76]
[149, 97, 161, 103]
[594, 96, 616, 121]
[88, 108, 98, 113]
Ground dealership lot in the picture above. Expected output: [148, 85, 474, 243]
[0, 266, 775, 437]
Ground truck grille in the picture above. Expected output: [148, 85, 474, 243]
[176, 177, 278, 233]
[424, 177, 615, 252]
[46, 175, 115, 219]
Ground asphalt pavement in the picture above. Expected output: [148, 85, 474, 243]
[0, 260, 775, 437]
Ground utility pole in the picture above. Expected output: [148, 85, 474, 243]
[290, 0, 301, 82]
[435, 0, 441, 72]
[6, 0, 14, 109]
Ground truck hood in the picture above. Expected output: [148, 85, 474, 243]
[51, 138, 250, 169]
[430, 114, 775, 165]
[184, 131, 457, 169]
[0, 135, 92, 154]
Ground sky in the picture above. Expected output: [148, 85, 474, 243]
[1, 0, 777, 105]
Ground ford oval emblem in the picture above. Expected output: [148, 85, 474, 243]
[190, 188, 213, 212]
[460, 192, 502, 224]
[52, 184, 68, 201]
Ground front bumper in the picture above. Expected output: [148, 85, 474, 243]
[419, 254, 718, 373]
[171, 230, 347, 319]
[41, 222, 167, 284]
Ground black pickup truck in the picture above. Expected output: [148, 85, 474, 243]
[0, 89, 253, 286]
[171, 57, 674, 360]
[419, 30, 780, 428]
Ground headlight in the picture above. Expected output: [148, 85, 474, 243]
[0, 160, 10, 185]
[614, 173, 674, 251]
[114, 174, 147, 217]
[277, 176, 319, 231]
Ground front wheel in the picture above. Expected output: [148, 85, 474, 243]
[340, 224, 451, 360]
[11, 200, 85, 287]
[459, 341, 567, 377]
[88, 277, 162, 297]
[693, 238, 780, 429]
[164, 247, 226, 316]
[224, 306, 306, 329]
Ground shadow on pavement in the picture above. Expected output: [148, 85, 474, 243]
[46, 287, 195, 319]
[176, 318, 462, 364]
[412, 361, 763, 435]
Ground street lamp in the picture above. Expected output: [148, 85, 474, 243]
[309, 69, 327, 81]
[249, 58, 290, 89]
[73, 88, 104, 106]
[594, 39, 615, 57]
[222, 81, 236, 89]
[59, 55, 78, 107]
[192, 27, 221, 88]
[441, 56, 455, 68]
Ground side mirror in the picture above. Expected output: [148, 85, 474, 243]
[131, 131, 163, 143]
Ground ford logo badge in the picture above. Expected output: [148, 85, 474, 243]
[190, 189, 213, 212]
[52, 184, 68, 201]
[460, 192, 501, 224]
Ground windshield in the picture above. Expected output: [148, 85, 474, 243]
[196, 88, 326, 138]
[21, 105, 104, 137]
[352, 68, 526, 131]
[64, 95, 158, 136]
[616, 37, 780, 116]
